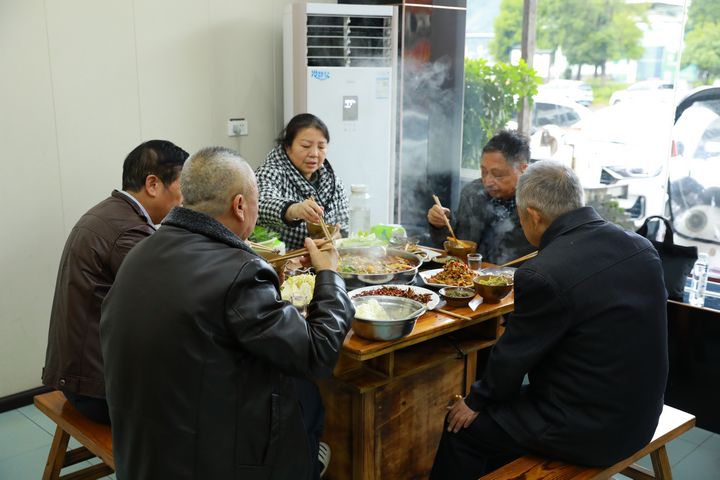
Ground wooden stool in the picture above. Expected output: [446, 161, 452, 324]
[480, 405, 695, 480]
[34, 390, 115, 480]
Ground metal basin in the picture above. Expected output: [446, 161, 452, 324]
[338, 247, 421, 289]
[351, 295, 426, 341]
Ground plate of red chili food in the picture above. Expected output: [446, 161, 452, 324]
[348, 284, 440, 310]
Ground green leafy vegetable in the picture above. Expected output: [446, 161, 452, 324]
[250, 225, 279, 243]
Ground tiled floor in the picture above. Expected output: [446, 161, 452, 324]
[615, 425, 720, 479]
[1, 402, 718, 479]
[0, 405, 114, 479]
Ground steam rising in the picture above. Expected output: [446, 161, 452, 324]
[398, 56, 463, 245]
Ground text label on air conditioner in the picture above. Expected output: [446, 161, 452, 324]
[311, 70, 331, 81]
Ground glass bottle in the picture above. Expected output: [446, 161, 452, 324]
[349, 184, 371, 236]
[688, 253, 709, 307]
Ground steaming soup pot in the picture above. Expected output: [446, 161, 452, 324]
[337, 247, 421, 289]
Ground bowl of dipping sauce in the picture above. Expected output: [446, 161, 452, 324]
[438, 287, 476, 308]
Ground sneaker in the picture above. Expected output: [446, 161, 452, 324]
[318, 441, 331, 478]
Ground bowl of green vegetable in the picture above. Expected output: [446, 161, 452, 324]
[473, 267, 514, 304]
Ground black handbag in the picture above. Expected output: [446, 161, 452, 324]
[636, 216, 698, 301]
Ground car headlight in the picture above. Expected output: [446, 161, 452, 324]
[603, 165, 663, 178]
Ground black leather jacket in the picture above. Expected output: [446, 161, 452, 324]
[42, 190, 155, 398]
[100, 207, 354, 480]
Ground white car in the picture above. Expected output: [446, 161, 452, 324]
[560, 102, 676, 225]
[609, 79, 677, 106]
[508, 94, 593, 131]
[538, 79, 594, 106]
[532, 94, 593, 129]
[506, 95, 593, 163]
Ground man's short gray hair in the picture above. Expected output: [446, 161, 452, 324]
[181, 147, 255, 218]
[516, 161, 585, 223]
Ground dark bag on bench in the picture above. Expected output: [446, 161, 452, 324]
[636, 215, 698, 301]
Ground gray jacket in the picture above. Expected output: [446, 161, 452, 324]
[430, 179, 533, 265]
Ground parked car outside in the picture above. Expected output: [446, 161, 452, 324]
[508, 94, 593, 131]
[508, 94, 593, 163]
[668, 86, 720, 273]
[532, 94, 593, 129]
[554, 101, 675, 226]
[609, 79, 680, 106]
[538, 79, 594, 106]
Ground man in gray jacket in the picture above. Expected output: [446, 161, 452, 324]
[431, 161, 668, 479]
[427, 130, 534, 264]
[101, 147, 354, 480]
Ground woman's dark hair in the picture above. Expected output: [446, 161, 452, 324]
[482, 129, 530, 167]
[276, 113, 330, 148]
[122, 140, 189, 191]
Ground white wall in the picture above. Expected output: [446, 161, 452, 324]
[0, 0, 334, 398]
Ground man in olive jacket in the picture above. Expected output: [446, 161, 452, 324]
[431, 161, 668, 479]
[42, 140, 188, 424]
[100, 147, 354, 480]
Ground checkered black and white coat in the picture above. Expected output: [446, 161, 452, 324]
[256, 145, 350, 250]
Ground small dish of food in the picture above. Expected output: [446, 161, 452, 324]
[432, 255, 461, 265]
[438, 287, 476, 308]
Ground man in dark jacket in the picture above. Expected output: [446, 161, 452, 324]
[42, 140, 188, 424]
[100, 146, 354, 480]
[427, 130, 534, 264]
[430, 160, 668, 479]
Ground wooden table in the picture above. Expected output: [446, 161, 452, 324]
[665, 291, 720, 434]
[318, 291, 514, 479]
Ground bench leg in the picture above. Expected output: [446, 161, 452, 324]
[43, 426, 70, 480]
[650, 445, 672, 480]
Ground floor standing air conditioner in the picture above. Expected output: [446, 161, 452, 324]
[284, 3, 399, 227]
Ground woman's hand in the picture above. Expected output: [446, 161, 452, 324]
[427, 204, 451, 228]
[286, 199, 325, 223]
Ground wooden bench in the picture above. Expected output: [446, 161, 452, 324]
[480, 405, 695, 480]
[34, 390, 115, 480]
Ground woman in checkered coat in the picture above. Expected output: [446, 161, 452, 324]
[256, 113, 350, 250]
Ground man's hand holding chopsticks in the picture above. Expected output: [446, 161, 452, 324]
[302, 237, 338, 272]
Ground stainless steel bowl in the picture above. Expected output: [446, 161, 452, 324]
[351, 295, 426, 341]
[473, 267, 515, 304]
[338, 247, 421, 288]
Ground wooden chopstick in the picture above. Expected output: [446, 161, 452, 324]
[247, 241, 279, 253]
[435, 308, 472, 321]
[267, 243, 334, 264]
[310, 196, 335, 246]
[318, 217, 334, 245]
[500, 250, 538, 267]
[432, 194, 459, 242]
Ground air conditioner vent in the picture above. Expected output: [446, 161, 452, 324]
[306, 15, 393, 67]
